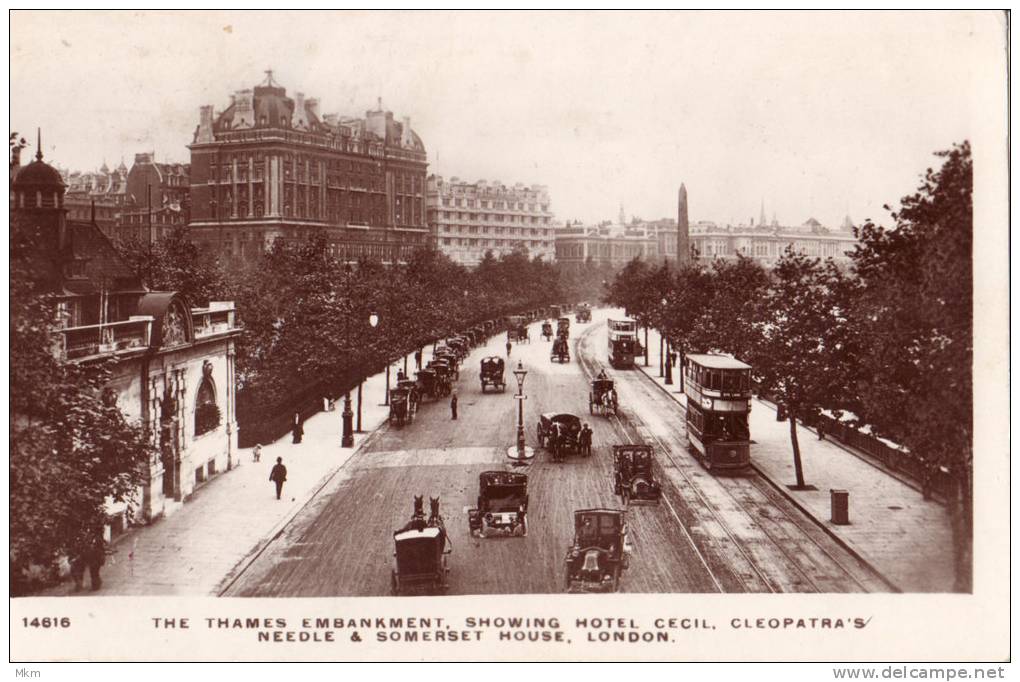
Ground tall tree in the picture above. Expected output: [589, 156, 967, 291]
[10, 264, 153, 594]
[113, 227, 228, 306]
[850, 142, 973, 591]
[752, 249, 851, 489]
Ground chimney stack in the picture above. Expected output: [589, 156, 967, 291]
[292, 92, 308, 129]
[196, 105, 215, 143]
[401, 116, 412, 146]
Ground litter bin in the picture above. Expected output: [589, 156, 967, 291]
[830, 489, 849, 525]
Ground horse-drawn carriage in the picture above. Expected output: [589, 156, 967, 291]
[612, 445, 662, 504]
[391, 496, 450, 595]
[389, 385, 415, 426]
[541, 321, 554, 341]
[557, 317, 571, 340]
[416, 367, 450, 401]
[467, 471, 528, 538]
[564, 508, 631, 592]
[480, 356, 506, 392]
[589, 376, 618, 416]
[551, 336, 570, 363]
[537, 412, 583, 462]
[575, 304, 592, 323]
[447, 337, 469, 360]
[515, 324, 530, 343]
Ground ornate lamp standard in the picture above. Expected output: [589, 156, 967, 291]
[506, 361, 534, 464]
[662, 297, 673, 385]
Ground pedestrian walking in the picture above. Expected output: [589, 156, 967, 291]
[252, 443, 262, 463]
[817, 422, 826, 441]
[82, 532, 105, 591]
[292, 413, 304, 444]
[322, 396, 330, 412]
[414, 349, 423, 370]
[579, 423, 594, 457]
[450, 392, 458, 420]
[269, 457, 288, 500]
[506, 340, 512, 357]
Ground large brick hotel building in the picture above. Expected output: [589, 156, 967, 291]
[188, 72, 428, 263]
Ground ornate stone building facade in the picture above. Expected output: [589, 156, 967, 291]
[12, 138, 241, 534]
[188, 73, 428, 264]
[427, 175, 555, 265]
[689, 217, 857, 266]
[60, 153, 190, 242]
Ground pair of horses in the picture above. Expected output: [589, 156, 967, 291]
[396, 495, 445, 534]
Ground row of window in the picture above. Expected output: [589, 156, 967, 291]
[686, 404, 750, 442]
[436, 224, 551, 236]
[440, 238, 552, 249]
[440, 197, 548, 212]
[433, 211, 550, 225]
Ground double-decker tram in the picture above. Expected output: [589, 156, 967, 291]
[607, 318, 637, 368]
[683, 354, 752, 471]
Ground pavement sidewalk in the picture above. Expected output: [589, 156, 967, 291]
[635, 325, 956, 593]
[42, 345, 449, 596]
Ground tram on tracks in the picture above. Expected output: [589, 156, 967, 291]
[607, 318, 637, 369]
[683, 354, 752, 472]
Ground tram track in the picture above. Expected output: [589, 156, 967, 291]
[574, 319, 891, 593]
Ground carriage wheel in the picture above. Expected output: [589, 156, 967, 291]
[564, 572, 573, 592]
[611, 566, 622, 592]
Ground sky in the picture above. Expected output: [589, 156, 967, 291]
[9, 10, 1005, 228]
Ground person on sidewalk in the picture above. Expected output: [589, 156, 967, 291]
[292, 413, 304, 444]
[450, 392, 458, 420]
[83, 532, 106, 591]
[253, 443, 263, 462]
[506, 340, 512, 357]
[414, 349, 422, 370]
[270, 457, 288, 500]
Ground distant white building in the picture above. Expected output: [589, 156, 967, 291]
[427, 175, 556, 265]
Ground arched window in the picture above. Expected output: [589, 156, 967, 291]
[194, 362, 220, 436]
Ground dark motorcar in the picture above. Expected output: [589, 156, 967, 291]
[551, 337, 570, 363]
[467, 471, 529, 537]
[480, 356, 506, 393]
[612, 445, 661, 504]
[564, 508, 631, 592]
[537, 412, 583, 462]
[389, 386, 414, 426]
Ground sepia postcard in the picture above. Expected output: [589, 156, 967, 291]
[8, 10, 1010, 664]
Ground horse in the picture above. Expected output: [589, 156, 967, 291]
[396, 495, 428, 534]
[427, 496, 445, 529]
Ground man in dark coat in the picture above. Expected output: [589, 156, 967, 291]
[270, 457, 288, 500]
[414, 348, 423, 370]
[450, 392, 458, 420]
[292, 413, 304, 444]
[505, 340, 512, 357]
[579, 424, 594, 456]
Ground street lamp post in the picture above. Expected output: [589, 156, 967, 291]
[506, 361, 534, 463]
[341, 391, 354, 447]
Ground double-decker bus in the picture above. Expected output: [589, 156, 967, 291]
[683, 354, 752, 471]
[607, 318, 637, 368]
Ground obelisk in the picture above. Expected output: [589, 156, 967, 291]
[677, 184, 690, 265]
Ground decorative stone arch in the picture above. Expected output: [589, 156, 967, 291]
[194, 360, 221, 437]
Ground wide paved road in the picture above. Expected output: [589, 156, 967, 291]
[225, 310, 890, 596]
